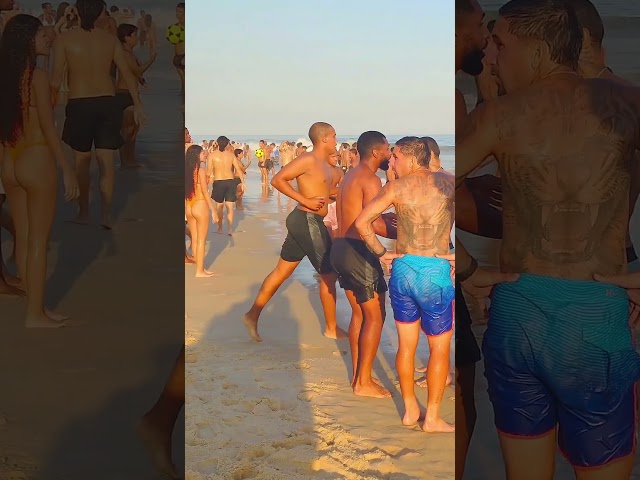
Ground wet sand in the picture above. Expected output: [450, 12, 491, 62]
[0, 44, 185, 479]
[457, 11, 640, 479]
[185, 172, 455, 479]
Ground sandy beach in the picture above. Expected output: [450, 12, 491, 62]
[457, 6, 640, 479]
[185, 171, 454, 480]
[0, 42, 185, 479]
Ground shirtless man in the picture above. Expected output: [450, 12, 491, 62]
[51, 0, 143, 229]
[172, 3, 185, 103]
[243, 122, 347, 342]
[243, 143, 250, 163]
[295, 142, 304, 158]
[339, 142, 350, 168]
[330, 131, 398, 399]
[323, 152, 344, 238]
[456, 1, 640, 478]
[136, 9, 146, 45]
[279, 141, 295, 169]
[349, 147, 360, 169]
[207, 136, 245, 235]
[355, 137, 454, 432]
[233, 147, 250, 210]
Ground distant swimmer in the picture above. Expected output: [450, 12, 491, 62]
[356, 136, 454, 432]
[243, 122, 348, 342]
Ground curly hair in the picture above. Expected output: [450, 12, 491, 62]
[0, 14, 42, 147]
[185, 145, 203, 200]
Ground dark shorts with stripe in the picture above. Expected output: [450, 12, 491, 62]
[280, 208, 333, 274]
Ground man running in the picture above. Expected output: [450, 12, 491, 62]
[243, 122, 347, 342]
[457, 1, 640, 477]
[355, 136, 454, 432]
[207, 136, 246, 235]
[51, 0, 144, 229]
[330, 131, 398, 399]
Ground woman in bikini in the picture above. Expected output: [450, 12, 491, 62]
[0, 14, 79, 328]
[185, 145, 218, 277]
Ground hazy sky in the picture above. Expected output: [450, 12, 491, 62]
[186, 0, 454, 136]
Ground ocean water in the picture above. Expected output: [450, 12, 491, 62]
[481, 0, 640, 16]
[192, 134, 455, 171]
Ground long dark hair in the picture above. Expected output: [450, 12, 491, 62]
[0, 14, 42, 147]
[185, 145, 203, 200]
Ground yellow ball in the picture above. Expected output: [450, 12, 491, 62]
[255, 148, 264, 158]
[166, 23, 185, 45]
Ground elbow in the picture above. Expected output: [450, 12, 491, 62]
[270, 176, 279, 189]
[354, 217, 365, 236]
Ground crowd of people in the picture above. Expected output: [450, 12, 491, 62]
[184, 122, 456, 435]
[456, 0, 640, 479]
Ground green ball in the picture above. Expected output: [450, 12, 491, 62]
[166, 23, 184, 45]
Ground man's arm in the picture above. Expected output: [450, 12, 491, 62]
[271, 156, 315, 207]
[355, 183, 395, 255]
[362, 177, 397, 239]
[112, 40, 142, 109]
[232, 156, 246, 190]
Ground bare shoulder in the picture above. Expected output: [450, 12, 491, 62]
[431, 171, 454, 198]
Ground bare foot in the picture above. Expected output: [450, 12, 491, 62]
[402, 398, 421, 426]
[195, 270, 216, 278]
[45, 308, 70, 322]
[25, 313, 68, 328]
[415, 367, 427, 373]
[422, 416, 455, 433]
[351, 377, 384, 388]
[0, 280, 24, 297]
[416, 372, 452, 388]
[242, 312, 262, 342]
[137, 416, 181, 480]
[184, 255, 195, 264]
[324, 326, 348, 340]
[353, 381, 392, 398]
[216, 227, 223, 234]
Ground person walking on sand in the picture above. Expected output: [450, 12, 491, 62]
[355, 136, 454, 432]
[243, 122, 348, 342]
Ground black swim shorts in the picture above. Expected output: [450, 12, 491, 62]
[115, 89, 134, 112]
[280, 207, 333, 274]
[62, 96, 124, 152]
[330, 237, 387, 304]
[211, 178, 238, 203]
[455, 282, 481, 366]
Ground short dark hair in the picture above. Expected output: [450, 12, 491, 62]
[356, 131, 387, 161]
[396, 137, 429, 167]
[217, 136, 230, 151]
[117, 23, 137, 43]
[76, 0, 105, 31]
[566, 0, 603, 47]
[421, 137, 440, 157]
[234, 148, 243, 156]
[499, 0, 582, 69]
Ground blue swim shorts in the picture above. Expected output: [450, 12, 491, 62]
[389, 255, 454, 336]
[484, 273, 640, 467]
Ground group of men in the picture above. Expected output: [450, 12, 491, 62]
[456, 0, 640, 479]
[241, 122, 456, 433]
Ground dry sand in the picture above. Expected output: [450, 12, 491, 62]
[0, 43, 185, 479]
[457, 9, 640, 479]
[185, 175, 455, 479]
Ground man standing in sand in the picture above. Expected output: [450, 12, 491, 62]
[243, 122, 347, 342]
[355, 137, 454, 433]
[330, 131, 399, 399]
[207, 136, 245, 235]
[457, 1, 640, 477]
[51, 0, 144, 229]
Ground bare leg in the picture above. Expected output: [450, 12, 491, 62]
[422, 330, 454, 432]
[235, 185, 244, 210]
[243, 258, 300, 342]
[0, 194, 23, 296]
[498, 430, 556, 480]
[95, 148, 115, 229]
[396, 321, 422, 423]
[574, 455, 634, 480]
[73, 150, 92, 224]
[353, 292, 391, 398]
[455, 364, 477, 480]
[224, 201, 234, 235]
[138, 346, 184, 480]
[120, 109, 141, 168]
[215, 202, 224, 234]
[319, 272, 346, 339]
[186, 210, 198, 267]
[184, 222, 195, 263]
[191, 201, 213, 277]
[344, 289, 364, 385]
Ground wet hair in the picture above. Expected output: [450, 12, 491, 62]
[420, 137, 440, 157]
[356, 131, 387, 161]
[0, 15, 41, 147]
[217, 135, 230, 151]
[395, 137, 429, 167]
[499, 0, 582, 69]
[56, 2, 70, 22]
[565, 0, 603, 47]
[117, 23, 136, 43]
[185, 145, 203, 200]
[308, 122, 333, 145]
[77, 0, 105, 31]
[234, 148, 243, 157]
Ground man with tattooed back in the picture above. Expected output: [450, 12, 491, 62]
[355, 137, 455, 433]
[456, 0, 640, 478]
